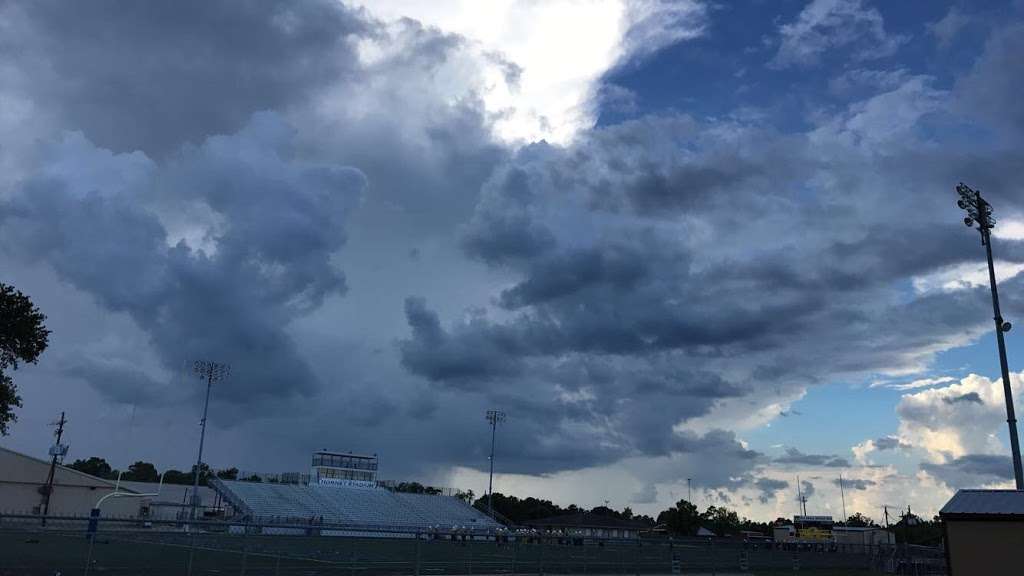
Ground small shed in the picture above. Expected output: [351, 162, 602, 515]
[939, 489, 1024, 576]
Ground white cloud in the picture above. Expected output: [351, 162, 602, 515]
[912, 261, 1024, 295]
[897, 372, 1023, 462]
[353, 0, 706, 144]
[811, 76, 946, 148]
[870, 376, 956, 391]
[770, 0, 907, 69]
[993, 218, 1024, 241]
[927, 7, 971, 49]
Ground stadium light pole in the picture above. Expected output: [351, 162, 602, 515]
[190, 360, 230, 523]
[956, 182, 1024, 490]
[486, 409, 506, 518]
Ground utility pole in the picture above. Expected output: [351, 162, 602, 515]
[796, 476, 806, 521]
[485, 409, 506, 519]
[956, 183, 1024, 489]
[838, 474, 847, 524]
[687, 478, 692, 503]
[190, 361, 230, 523]
[41, 411, 68, 522]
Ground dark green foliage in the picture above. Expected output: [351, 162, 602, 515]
[657, 499, 702, 535]
[162, 468, 197, 485]
[122, 461, 160, 482]
[476, 492, 655, 526]
[68, 457, 116, 479]
[216, 467, 239, 480]
[894, 513, 944, 545]
[844, 512, 876, 527]
[392, 481, 443, 495]
[0, 283, 50, 435]
[161, 463, 212, 486]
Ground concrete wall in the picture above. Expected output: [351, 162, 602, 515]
[946, 519, 1024, 576]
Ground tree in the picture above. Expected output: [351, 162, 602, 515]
[0, 283, 50, 435]
[393, 481, 443, 495]
[68, 457, 115, 479]
[123, 461, 160, 482]
[161, 469, 193, 485]
[656, 499, 702, 536]
[702, 505, 741, 536]
[216, 467, 239, 480]
[845, 512, 875, 527]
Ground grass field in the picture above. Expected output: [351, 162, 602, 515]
[0, 530, 918, 576]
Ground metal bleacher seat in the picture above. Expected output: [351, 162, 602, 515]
[216, 480, 502, 530]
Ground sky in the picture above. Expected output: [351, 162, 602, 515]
[2, 0, 1024, 523]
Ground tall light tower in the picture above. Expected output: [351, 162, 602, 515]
[485, 409, 506, 518]
[956, 183, 1024, 489]
[190, 360, 230, 522]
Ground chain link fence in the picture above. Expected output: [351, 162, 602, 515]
[0, 513, 946, 575]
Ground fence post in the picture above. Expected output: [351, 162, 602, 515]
[538, 537, 544, 576]
[415, 533, 421, 576]
[710, 539, 716, 576]
[511, 536, 518, 574]
[239, 520, 248, 576]
[468, 535, 473, 575]
[635, 539, 640, 576]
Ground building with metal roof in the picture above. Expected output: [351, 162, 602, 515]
[939, 489, 1024, 575]
[0, 445, 140, 518]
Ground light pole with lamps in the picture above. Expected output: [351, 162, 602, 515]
[956, 182, 1023, 489]
[486, 409, 506, 518]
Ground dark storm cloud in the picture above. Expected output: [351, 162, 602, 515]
[800, 480, 815, 499]
[754, 478, 790, 504]
[0, 113, 363, 413]
[62, 359, 167, 406]
[872, 436, 909, 451]
[835, 477, 875, 491]
[955, 23, 1024, 143]
[921, 454, 1014, 488]
[399, 47, 1024, 474]
[943, 392, 983, 405]
[775, 448, 850, 468]
[1, 0, 365, 156]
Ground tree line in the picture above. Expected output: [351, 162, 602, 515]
[66, 457, 239, 486]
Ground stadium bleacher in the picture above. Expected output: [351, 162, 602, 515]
[212, 479, 501, 531]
